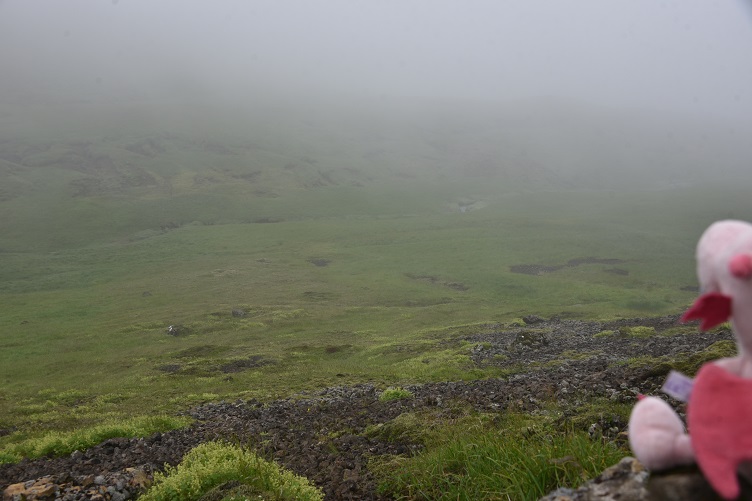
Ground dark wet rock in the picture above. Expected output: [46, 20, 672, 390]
[467, 314, 726, 374]
[646, 465, 743, 501]
[540, 458, 752, 501]
[523, 314, 546, 325]
[510, 330, 550, 350]
[540, 457, 649, 500]
[2, 466, 154, 501]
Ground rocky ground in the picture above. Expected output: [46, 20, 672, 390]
[1, 314, 734, 500]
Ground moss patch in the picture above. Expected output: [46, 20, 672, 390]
[379, 387, 414, 402]
[141, 441, 323, 501]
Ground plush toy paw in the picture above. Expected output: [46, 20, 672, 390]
[628, 396, 694, 470]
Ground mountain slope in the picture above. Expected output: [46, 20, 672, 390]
[1, 95, 750, 251]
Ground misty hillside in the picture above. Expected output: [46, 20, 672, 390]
[1, 96, 751, 206]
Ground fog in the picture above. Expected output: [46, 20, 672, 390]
[1, 1, 752, 190]
[1, 0, 751, 115]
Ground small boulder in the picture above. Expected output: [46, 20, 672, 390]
[3, 477, 58, 500]
[523, 315, 546, 325]
[510, 330, 549, 350]
[540, 457, 647, 500]
[166, 324, 189, 336]
[539, 457, 752, 500]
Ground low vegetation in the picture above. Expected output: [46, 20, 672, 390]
[379, 387, 415, 402]
[621, 339, 738, 378]
[3, 184, 733, 437]
[0, 415, 190, 465]
[140, 441, 323, 501]
[2, 121, 751, 497]
[373, 411, 627, 500]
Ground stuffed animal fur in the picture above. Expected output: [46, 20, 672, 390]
[628, 219, 752, 499]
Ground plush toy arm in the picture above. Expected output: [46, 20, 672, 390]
[628, 396, 695, 470]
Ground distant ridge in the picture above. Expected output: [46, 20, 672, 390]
[1, 95, 750, 198]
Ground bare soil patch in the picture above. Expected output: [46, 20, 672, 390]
[404, 272, 469, 291]
[511, 256, 627, 276]
[219, 356, 271, 374]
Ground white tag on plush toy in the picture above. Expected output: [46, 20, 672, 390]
[661, 370, 694, 402]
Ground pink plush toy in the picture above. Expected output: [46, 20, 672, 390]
[628, 219, 752, 500]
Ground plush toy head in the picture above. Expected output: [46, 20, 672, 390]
[682, 220, 752, 359]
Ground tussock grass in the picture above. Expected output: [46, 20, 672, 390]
[140, 441, 323, 501]
[374, 412, 626, 500]
[619, 338, 738, 379]
[0, 415, 191, 464]
[379, 387, 415, 402]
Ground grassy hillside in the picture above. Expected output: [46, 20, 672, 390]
[1, 97, 752, 493]
[2, 179, 751, 433]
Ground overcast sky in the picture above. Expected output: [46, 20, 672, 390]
[1, 0, 752, 119]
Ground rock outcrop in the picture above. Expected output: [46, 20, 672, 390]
[541, 457, 752, 501]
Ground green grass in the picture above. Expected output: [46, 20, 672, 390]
[620, 338, 738, 378]
[140, 441, 323, 501]
[373, 411, 627, 500]
[0, 415, 191, 464]
[379, 387, 415, 402]
[2, 183, 750, 440]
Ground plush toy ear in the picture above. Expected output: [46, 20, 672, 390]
[681, 292, 732, 331]
[729, 254, 752, 279]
